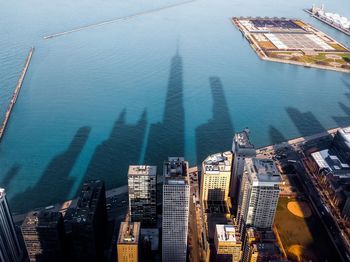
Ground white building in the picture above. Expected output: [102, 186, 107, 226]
[0, 188, 23, 262]
[237, 158, 281, 233]
[128, 165, 157, 226]
[162, 157, 190, 262]
[230, 129, 256, 199]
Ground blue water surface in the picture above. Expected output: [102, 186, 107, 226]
[0, 0, 349, 212]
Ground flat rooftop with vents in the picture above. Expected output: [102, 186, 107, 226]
[118, 222, 140, 244]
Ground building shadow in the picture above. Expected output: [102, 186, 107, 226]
[195, 77, 234, 164]
[10, 126, 91, 212]
[1, 164, 21, 187]
[269, 126, 287, 145]
[144, 50, 185, 168]
[286, 107, 326, 137]
[333, 78, 350, 127]
[85, 109, 147, 188]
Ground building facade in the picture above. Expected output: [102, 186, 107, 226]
[0, 188, 23, 262]
[68, 180, 107, 261]
[201, 152, 233, 203]
[21, 209, 65, 262]
[162, 157, 190, 262]
[128, 165, 157, 226]
[237, 158, 281, 233]
[230, 129, 256, 199]
[117, 222, 140, 262]
[214, 224, 242, 262]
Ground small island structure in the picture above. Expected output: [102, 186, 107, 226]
[232, 17, 350, 73]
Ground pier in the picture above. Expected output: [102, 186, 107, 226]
[0, 47, 34, 140]
[304, 9, 350, 37]
[43, 0, 195, 40]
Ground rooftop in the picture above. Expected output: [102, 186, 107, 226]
[203, 151, 232, 173]
[234, 129, 254, 149]
[338, 127, 350, 144]
[0, 188, 5, 199]
[311, 149, 350, 177]
[128, 165, 157, 176]
[246, 158, 281, 185]
[72, 180, 104, 224]
[22, 208, 61, 228]
[164, 157, 189, 185]
[140, 228, 159, 250]
[216, 224, 240, 243]
[118, 222, 140, 244]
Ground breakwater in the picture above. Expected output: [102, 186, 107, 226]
[0, 47, 34, 140]
[43, 0, 195, 40]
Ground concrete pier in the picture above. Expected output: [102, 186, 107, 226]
[43, 0, 195, 40]
[0, 47, 34, 141]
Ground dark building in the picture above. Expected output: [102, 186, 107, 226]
[68, 180, 108, 261]
[21, 208, 65, 262]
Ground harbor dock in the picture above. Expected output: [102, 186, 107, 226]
[0, 47, 34, 141]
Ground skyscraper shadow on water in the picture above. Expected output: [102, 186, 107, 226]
[195, 77, 234, 164]
[10, 126, 91, 212]
[269, 126, 287, 145]
[286, 107, 326, 137]
[333, 78, 350, 127]
[84, 109, 147, 188]
[144, 50, 184, 168]
[1, 164, 21, 187]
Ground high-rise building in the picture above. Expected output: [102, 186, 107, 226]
[68, 180, 107, 261]
[201, 152, 232, 203]
[128, 165, 157, 226]
[230, 129, 256, 199]
[237, 158, 281, 233]
[214, 224, 242, 262]
[21, 208, 65, 262]
[162, 157, 190, 262]
[0, 188, 23, 262]
[117, 222, 140, 262]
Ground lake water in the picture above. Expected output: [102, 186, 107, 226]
[0, 0, 349, 212]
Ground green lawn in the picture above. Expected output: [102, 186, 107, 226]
[275, 197, 341, 262]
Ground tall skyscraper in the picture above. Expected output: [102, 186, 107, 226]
[21, 208, 65, 262]
[117, 222, 140, 262]
[68, 180, 107, 261]
[201, 151, 232, 202]
[237, 158, 281, 233]
[128, 165, 157, 226]
[0, 188, 23, 262]
[214, 224, 242, 262]
[230, 129, 256, 199]
[162, 157, 190, 262]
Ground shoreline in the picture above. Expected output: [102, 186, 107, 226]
[12, 127, 341, 223]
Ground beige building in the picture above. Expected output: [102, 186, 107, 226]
[201, 151, 233, 202]
[117, 222, 140, 262]
[214, 224, 242, 262]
